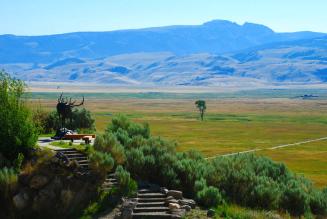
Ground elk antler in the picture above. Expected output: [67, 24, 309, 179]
[58, 92, 63, 103]
[75, 96, 84, 106]
[68, 96, 84, 107]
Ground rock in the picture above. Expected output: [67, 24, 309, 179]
[165, 196, 179, 204]
[170, 208, 186, 218]
[179, 198, 196, 209]
[169, 202, 180, 210]
[13, 192, 29, 210]
[32, 183, 57, 211]
[18, 173, 31, 186]
[207, 209, 215, 217]
[160, 187, 169, 194]
[167, 190, 183, 200]
[30, 175, 49, 189]
[121, 198, 137, 219]
[61, 190, 74, 208]
[181, 205, 191, 211]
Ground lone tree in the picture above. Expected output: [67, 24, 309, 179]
[195, 100, 206, 121]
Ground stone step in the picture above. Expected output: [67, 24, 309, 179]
[132, 212, 173, 219]
[69, 156, 88, 160]
[65, 153, 86, 156]
[105, 177, 117, 181]
[77, 160, 89, 164]
[63, 151, 86, 157]
[102, 182, 118, 186]
[133, 206, 169, 213]
[55, 149, 77, 152]
[137, 193, 166, 198]
[138, 197, 166, 203]
[136, 202, 166, 208]
[60, 150, 83, 154]
[138, 189, 160, 194]
[78, 164, 89, 168]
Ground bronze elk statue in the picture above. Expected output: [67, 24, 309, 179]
[56, 93, 84, 128]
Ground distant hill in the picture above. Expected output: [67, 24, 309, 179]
[1, 20, 327, 86]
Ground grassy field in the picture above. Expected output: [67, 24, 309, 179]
[257, 140, 327, 188]
[30, 96, 327, 188]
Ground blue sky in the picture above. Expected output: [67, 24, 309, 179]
[1, 0, 326, 35]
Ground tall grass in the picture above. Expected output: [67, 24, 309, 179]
[0, 167, 18, 199]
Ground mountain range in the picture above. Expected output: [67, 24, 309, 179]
[1, 20, 327, 86]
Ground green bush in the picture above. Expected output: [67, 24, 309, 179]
[115, 165, 137, 197]
[94, 132, 126, 165]
[0, 167, 17, 197]
[196, 186, 224, 207]
[13, 153, 24, 172]
[94, 132, 120, 153]
[32, 105, 53, 133]
[89, 151, 114, 174]
[107, 114, 150, 138]
[37, 108, 95, 134]
[94, 115, 327, 217]
[309, 190, 327, 216]
[0, 71, 38, 160]
[194, 178, 207, 193]
[280, 179, 311, 216]
[72, 108, 95, 131]
[44, 111, 61, 133]
[247, 177, 281, 209]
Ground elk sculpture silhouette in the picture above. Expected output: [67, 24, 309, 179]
[56, 93, 84, 128]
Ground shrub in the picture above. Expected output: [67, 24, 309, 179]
[37, 108, 95, 134]
[94, 133, 120, 153]
[71, 108, 95, 131]
[111, 144, 126, 165]
[107, 114, 150, 138]
[309, 190, 327, 216]
[115, 165, 137, 197]
[0, 71, 38, 160]
[280, 179, 310, 216]
[94, 133, 126, 165]
[247, 177, 281, 209]
[97, 115, 327, 217]
[89, 151, 114, 174]
[44, 111, 61, 133]
[13, 153, 24, 172]
[0, 167, 18, 197]
[196, 186, 224, 207]
[32, 105, 53, 133]
[194, 178, 207, 193]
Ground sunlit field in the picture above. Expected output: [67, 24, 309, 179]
[30, 97, 327, 187]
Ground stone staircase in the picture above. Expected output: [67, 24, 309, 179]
[54, 148, 118, 190]
[54, 148, 90, 171]
[131, 189, 176, 219]
[101, 173, 119, 191]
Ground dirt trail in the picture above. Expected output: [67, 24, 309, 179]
[206, 136, 327, 160]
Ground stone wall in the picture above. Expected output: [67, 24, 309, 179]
[7, 153, 102, 219]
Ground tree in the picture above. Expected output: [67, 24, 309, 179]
[0, 71, 38, 161]
[195, 100, 206, 121]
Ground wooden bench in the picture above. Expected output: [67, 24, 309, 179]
[63, 134, 96, 144]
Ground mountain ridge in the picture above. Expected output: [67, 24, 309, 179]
[0, 19, 325, 64]
[1, 19, 327, 86]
